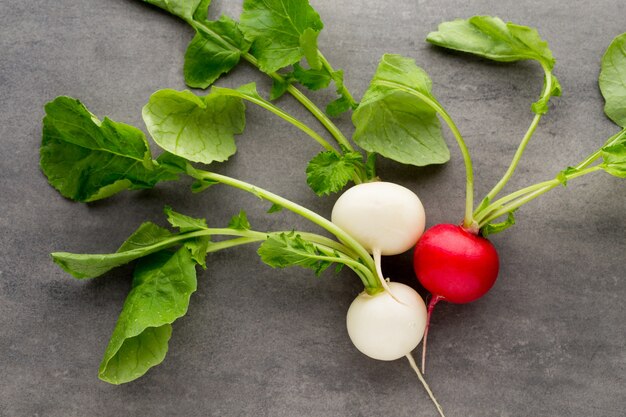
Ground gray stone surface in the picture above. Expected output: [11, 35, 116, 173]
[1, 0, 625, 416]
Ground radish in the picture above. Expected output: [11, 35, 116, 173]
[331, 181, 426, 256]
[346, 281, 427, 361]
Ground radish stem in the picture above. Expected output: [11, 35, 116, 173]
[406, 353, 446, 417]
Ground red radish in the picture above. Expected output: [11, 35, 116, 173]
[413, 223, 499, 371]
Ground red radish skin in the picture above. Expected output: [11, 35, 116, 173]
[413, 223, 500, 372]
[413, 224, 499, 304]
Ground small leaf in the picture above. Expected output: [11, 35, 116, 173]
[258, 232, 333, 276]
[599, 33, 626, 127]
[555, 167, 579, 186]
[326, 70, 358, 116]
[40, 97, 175, 202]
[601, 143, 626, 178]
[481, 211, 516, 237]
[191, 178, 218, 193]
[98, 248, 197, 384]
[270, 77, 292, 100]
[427, 16, 555, 70]
[164, 206, 208, 232]
[300, 27, 321, 70]
[184, 16, 251, 89]
[306, 151, 364, 195]
[352, 54, 450, 166]
[267, 203, 283, 213]
[185, 236, 212, 268]
[142, 89, 245, 164]
[239, 0, 324, 73]
[293, 63, 332, 90]
[228, 210, 251, 230]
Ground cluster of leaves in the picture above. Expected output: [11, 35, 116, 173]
[425, 16, 626, 234]
[54, 205, 368, 384]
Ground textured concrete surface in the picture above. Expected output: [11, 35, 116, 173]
[1, 0, 625, 416]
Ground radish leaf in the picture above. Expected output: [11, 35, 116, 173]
[239, 0, 323, 73]
[306, 150, 364, 196]
[142, 89, 245, 164]
[426, 16, 555, 69]
[40, 97, 176, 202]
[164, 206, 208, 232]
[258, 232, 333, 276]
[98, 248, 197, 384]
[228, 210, 252, 230]
[601, 143, 626, 178]
[184, 15, 251, 88]
[141, 0, 206, 21]
[599, 33, 626, 127]
[352, 54, 450, 166]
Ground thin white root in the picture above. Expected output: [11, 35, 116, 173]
[406, 353, 446, 417]
[373, 249, 405, 305]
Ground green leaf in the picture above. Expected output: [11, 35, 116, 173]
[481, 211, 516, 237]
[364, 152, 377, 180]
[293, 63, 331, 90]
[267, 203, 283, 213]
[52, 223, 188, 279]
[192, 0, 212, 22]
[228, 210, 251, 230]
[185, 236, 212, 268]
[141, 0, 205, 21]
[601, 143, 626, 178]
[257, 232, 333, 276]
[40, 97, 175, 202]
[300, 27, 321, 70]
[164, 206, 208, 232]
[352, 54, 450, 166]
[117, 222, 174, 253]
[427, 16, 555, 70]
[239, 0, 324, 73]
[599, 33, 626, 127]
[191, 178, 218, 193]
[555, 166, 579, 186]
[142, 89, 245, 164]
[99, 248, 197, 384]
[326, 70, 358, 116]
[270, 77, 292, 100]
[184, 15, 251, 89]
[306, 151, 364, 195]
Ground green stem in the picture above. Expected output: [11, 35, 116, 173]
[478, 66, 553, 210]
[188, 166, 381, 292]
[242, 53, 355, 152]
[373, 80, 475, 228]
[213, 86, 338, 154]
[477, 165, 603, 227]
[318, 51, 357, 109]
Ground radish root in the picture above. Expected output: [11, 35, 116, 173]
[406, 353, 446, 417]
[422, 295, 443, 373]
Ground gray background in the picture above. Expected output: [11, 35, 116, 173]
[1, 0, 625, 416]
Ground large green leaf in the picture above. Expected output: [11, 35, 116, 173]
[52, 222, 186, 279]
[239, 0, 324, 73]
[99, 248, 197, 384]
[142, 89, 245, 164]
[40, 97, 175, 202]
[352, 54, 449, 166]
[599, 33, 626, 127]
[184, 15, 251, 88]
[426, 16, 555, 69]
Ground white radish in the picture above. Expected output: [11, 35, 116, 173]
[331, 182, 425, 256]
[346, 281, 446, 416]
[346, 282, 427, 360]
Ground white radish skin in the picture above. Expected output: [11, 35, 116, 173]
[331, 182, 425, 255]
[346, 282, 427, 361]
